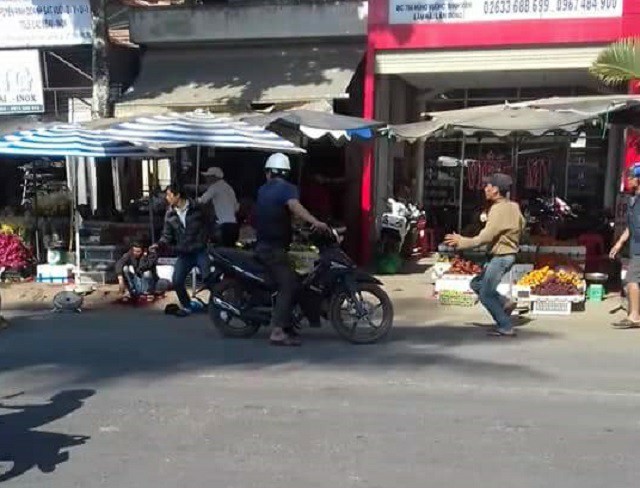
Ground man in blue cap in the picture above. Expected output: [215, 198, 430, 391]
[610, 163, 640, 328]
[445, 172, 525, 337]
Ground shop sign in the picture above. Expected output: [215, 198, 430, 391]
[0, 0, 92, 48]
[0, 50, 45, 115]
[389, 0, 623, 24]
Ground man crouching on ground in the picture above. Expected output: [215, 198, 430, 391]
[444, 173, 525, 337]
[115, 242, 159, 301]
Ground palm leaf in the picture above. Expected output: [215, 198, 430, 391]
[590, 38, 640, 86]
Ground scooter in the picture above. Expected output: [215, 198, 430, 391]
[379, 198, 425, 257]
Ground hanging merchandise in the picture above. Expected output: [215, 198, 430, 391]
[466, 152, 512, 190]
[525, 157, 550, 192]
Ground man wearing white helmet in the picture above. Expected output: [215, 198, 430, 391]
[255, 152, 329, 346]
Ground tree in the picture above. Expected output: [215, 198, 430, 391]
[90, 0, 112, 119]
[590, 37, 640, 86]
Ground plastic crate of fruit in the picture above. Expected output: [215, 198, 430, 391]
[438, 290, 477, 307]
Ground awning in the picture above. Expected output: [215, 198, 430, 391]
[116, 43, 364, 116]
[375, 46, 605, 75]
[241, 110, 385, 142]
[389, 95, 640, 142]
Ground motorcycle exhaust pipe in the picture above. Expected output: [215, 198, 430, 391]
[211, 296, 241, 316]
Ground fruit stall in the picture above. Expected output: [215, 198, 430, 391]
[433, 247, 588, 315]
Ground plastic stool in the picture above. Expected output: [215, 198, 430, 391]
[587, 284, 605, 302]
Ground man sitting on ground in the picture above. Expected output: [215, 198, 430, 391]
[115, 242, 159, 300]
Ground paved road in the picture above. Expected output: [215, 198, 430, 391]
[1, 302, 640, 487]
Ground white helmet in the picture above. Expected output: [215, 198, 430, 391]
[265, 153, 291, 172]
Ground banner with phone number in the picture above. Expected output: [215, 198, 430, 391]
[389, 0, 622, 24]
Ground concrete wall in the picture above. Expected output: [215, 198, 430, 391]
[129, 1, 367, 45]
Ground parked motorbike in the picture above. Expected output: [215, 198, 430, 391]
[206, 227, 394, 344]
[379, 198, 425, 257]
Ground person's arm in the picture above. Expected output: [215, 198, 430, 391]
[115, 253, 129, 277]
[198, 186, 216, 205]
[610, 227, 630, 259]
[115, 253, 130, 293]
[287, 199, 326, 230]
[449, 205, 505, 250]
[154, 211, 174, 249]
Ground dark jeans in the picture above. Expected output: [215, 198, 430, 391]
[172, 250, 210, 308]
[255, 246, 320, 333]
[123, 267, 156, 296]
[470, 254, 516, 332]
[219, 223, 240, 247]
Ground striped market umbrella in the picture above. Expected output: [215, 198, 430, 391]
[102, 111, 306, 154]
[98, 111, 305, 193]
[0, 124, 159, 158]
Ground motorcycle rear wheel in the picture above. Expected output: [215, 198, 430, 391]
[329, 282, 394, 344]
[209, 279, 261, 338]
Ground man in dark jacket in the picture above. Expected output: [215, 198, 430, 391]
[151, 184, 209, 317]
[115, 242, 158, 299]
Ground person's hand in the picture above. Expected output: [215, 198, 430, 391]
[609, 244, 622, 260]
[444, 233, 462, 247]
[117, 278, 126, 295]
[312, 220, 330, 234]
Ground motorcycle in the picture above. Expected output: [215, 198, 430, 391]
[379, 198, 425, 257]
[206, 227, 394, 344]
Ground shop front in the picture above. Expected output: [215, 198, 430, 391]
[359, 0, 640, 262]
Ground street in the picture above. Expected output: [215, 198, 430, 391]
[2, 281, 640, 487]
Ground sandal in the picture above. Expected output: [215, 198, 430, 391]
[613, 319, 640, 329]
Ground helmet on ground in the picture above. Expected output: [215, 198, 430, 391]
[265, 153, 291, 174]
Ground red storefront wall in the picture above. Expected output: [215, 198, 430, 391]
[359, 0, 640, 262]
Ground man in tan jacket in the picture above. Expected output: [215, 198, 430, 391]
[445, 173, 525, 337]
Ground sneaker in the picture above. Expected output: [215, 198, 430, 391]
[175, 307, 192, 318]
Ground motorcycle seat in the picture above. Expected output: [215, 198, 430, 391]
[213, 247, 267, 275]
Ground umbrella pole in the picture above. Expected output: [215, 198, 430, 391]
[513, 138, 520, 200]
[195, 146, 202, 197]
[564, 137, 571, 200]
[149, 159, 155, 243]
[74, 158, 81, 273]
[457, 135, 466, 233]
[32, 160, 40, 263]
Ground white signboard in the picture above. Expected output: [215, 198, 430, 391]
[0, 50, 45, 115]
[0, 0, 92, 48]
[389, 0, 623, 24]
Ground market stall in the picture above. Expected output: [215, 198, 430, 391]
[395, 95, 640, 314]
[241, 109, 386, 259]
[0, 125, 161, 284]
[85, 111, 307, 284]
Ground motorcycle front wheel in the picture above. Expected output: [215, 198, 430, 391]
[329, 282, 394, 344]
[208, 279, 260, 338]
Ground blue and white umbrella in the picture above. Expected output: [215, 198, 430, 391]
[0, 124, 160, 158]
[102, 111, 306, 154]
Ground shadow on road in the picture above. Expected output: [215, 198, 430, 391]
[0, 311, 555, 386]
[0, 389, 94, 483]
